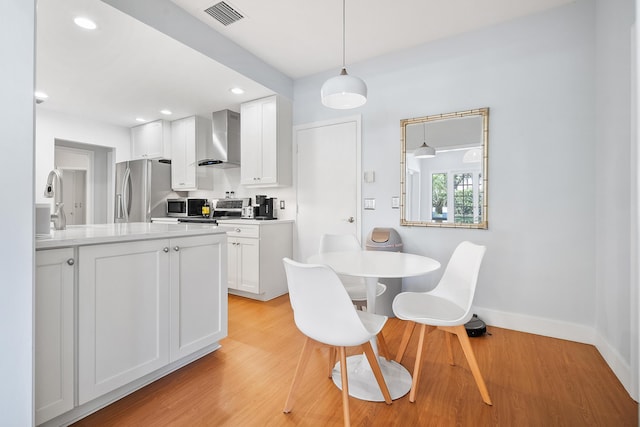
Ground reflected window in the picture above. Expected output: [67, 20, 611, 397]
[431, 173, 447, 221]
[454, 173, 474, 223]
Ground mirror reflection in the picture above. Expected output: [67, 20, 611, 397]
[400, 108, 489, 229]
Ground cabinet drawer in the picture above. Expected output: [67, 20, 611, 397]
[224, 224, 259, 238]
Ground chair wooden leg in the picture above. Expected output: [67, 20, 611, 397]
[283, 337, 313, 413]
[338, 347, 351, 427]
[328, 347, 337, 378]
[442, 325, 492, 406]
[409, 323, 427, 403]
[362, 341, 392, 404]
[444, 330, 455, 365]
[395, 321, 416, 363]
[377, 331, 390, 360]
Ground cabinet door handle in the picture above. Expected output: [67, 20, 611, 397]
[174, 246, 180, 251]
[235, 228, 241, 232]
[163, 247, 169, 253]
[67, 258, 75, 266]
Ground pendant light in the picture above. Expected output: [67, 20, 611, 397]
[321, 0, 367, 109]
[414, 123, 436, 158]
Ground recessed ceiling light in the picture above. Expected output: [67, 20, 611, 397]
[74, 17, 97, 30]
[135, 118, 146, 123]
[230, 87, 244, 95]
[160, 109, 172, 115]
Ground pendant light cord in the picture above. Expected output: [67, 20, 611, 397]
[342, 0, 346, 69]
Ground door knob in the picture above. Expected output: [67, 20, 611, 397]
[347, 216, 355, 223]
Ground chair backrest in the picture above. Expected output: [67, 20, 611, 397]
[319, 234, 361, 253]
[430, 241, 486, 319]
[282, 258, 378, 346]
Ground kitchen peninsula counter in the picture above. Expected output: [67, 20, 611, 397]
[36, 222, 225, 249]
[35, 222, 227, 426]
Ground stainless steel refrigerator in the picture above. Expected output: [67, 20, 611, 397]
[114, 159, 174, 223]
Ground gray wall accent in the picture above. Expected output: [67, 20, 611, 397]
[1, 0, 36, 424]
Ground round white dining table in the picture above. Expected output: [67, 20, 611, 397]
[307, 250, 441, 401]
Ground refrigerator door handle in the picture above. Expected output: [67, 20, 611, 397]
[115, 194, 124, 219]
[122, 167, 131, 222]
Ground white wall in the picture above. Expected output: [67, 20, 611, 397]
[295, 0, 596, 330]
[35, 109, 130, 205]
[1, 1, 36, 424]
[594, 0, 637, 399]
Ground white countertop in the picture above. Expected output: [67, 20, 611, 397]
[36, 222, 226, 249]
[217, 218, 294, 225]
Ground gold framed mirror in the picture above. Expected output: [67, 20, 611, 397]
[400, 108, 489, 229]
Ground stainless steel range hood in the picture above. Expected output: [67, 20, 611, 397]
[198, 109, 240, 168]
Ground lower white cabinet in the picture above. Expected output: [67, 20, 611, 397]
[169, 234, 227, 360]
[228, 236, 260, 294]
[78, 234, 227, 404]
[35, 248, 75, 425]
[78, 240, 170, 404]
[223, 220, 292, 301]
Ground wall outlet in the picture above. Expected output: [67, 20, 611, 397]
[391, 196, 400, 209]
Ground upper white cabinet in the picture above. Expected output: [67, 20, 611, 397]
[131, 119, 171, 160]
[35, 248, 75, 425]
[240, 95, 292, 187]
[171, 115, 213, 191]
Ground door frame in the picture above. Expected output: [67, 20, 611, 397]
[54, 145, 94, 224]
[292, 115, 362, 260]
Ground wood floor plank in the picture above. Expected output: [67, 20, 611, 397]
[72, 294, 638, 427]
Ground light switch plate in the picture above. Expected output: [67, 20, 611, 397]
[391, 196, 400, 209]
[279, 200, 285, 209]
[364, 198, 376, 210]
[364, 170, 375, 183]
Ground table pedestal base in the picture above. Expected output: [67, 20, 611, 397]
[331, 355, 412, 401]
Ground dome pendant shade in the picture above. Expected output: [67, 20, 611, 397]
[321, 68, 367, 109]
[414, 142, 436, 158]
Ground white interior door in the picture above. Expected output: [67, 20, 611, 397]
[61, 169, 87, 225]
[295, 116, 361, 261]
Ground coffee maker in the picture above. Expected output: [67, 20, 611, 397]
[255, 195, 277, 220]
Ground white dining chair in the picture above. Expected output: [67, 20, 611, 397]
[282, 258, 392, 427]
[319, 234, 386, 310]
[392, 241, 492, 405]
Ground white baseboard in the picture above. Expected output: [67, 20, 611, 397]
[473, 307, 596, 344]
[473, 307, 637, 401]
[594, 333, 637, 401]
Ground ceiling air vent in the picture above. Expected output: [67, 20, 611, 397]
[204, 2, 244, 26]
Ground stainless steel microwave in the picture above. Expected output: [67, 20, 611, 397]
[166, 198, 207, 217]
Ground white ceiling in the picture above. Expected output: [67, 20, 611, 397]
[36, 0, 574, 128]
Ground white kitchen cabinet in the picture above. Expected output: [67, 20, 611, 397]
[227, 236, 260, 293]
[131, 119, 171, 160]
[78, 240, 170, 404]
[222, 220, 292, 301]
[35, 248, 75, 425]
[169, 234, 227, 361]
[170, 115, 213, 191]
[77, 234, 227, 404]
[240, 95, 292, 187]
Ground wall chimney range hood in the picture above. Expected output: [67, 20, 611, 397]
[198, 109, 240, 168]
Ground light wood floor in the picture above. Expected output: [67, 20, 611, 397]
[74, 294, 637, 426]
